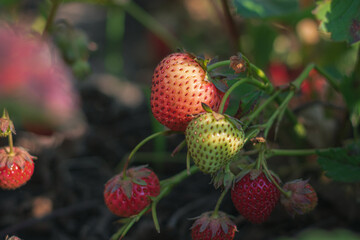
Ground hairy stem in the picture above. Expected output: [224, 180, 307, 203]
[212, 187, 230, 217]
[122, 130, 178, 177]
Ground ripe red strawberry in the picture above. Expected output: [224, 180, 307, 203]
[191, 211, 237, 240]
[104, 166, 160, 217]
[281, 179, 318, 217]
[231, 171, 280, 224]
[151, 52, 226, 132]
[0, 147, 35, 190]
[185, 112, 245, 174]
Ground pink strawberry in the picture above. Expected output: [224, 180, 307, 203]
[150, 52, 226, 132]
[104, 166, 160, 217]
[0, 147, 35, 190]
[281, 179, 318, 217]
[191, 211, 237, 240]
[231, 171, 281, 224]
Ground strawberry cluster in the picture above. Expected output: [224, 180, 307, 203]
[0, 110, 36, 190]
[103, 52, 319, 240]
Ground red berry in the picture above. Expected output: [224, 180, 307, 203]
[231, 171, 280, 224]
[151, 52, 226, 132]
[281, 179, 318, 217]
[191, 211, 237, 240]
[0, 147, 35, 190]
[104, 166, 160, 217]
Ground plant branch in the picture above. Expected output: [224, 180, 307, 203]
[212, 186, 230, 217]
[315, 65, 340, 92]
[122, 130, 179, 177]
[266, 148, 331, 158]
[43, 0, 61, 35]
[220, 0, 240, 52]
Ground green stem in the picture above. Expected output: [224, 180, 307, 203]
[266, 148, 330, 157]
[244, 90, 281, 128]
[152, 201, 160, 233]
[315, 65, 340, 92]
[219, 78, 249, 113]
[212, 187, 230, 217]
[261, 158, 290, 198]
[43, 0, 61, 35]
[171, 139, 186, 157]
[207, 60, 230, 72]
[118, 1, 181, 50]
[244, 128, 260, 143]
[122, 130, 177, 177]
[218, 77, 266, 114]
[8, 131, 14, 155]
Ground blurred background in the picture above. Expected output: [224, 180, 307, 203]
[0, 0, 359, 239]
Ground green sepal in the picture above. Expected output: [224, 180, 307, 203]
[224, 114, 243, 131]
[131, 178, 147, 186]
[201, 103, 213, 113]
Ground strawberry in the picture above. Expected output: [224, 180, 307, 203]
[191, 211, 237, 240]
[185, 111, 245, 174]
[150, 52, 226, 132]
[0, 147, 35, 190]
[6, 236, 22, 240]
[281, 179, 318, 217]
[104, 166, 160, 217]
[231, 171, 280, 224]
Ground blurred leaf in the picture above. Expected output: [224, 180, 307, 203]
[232, 0, 299, 18]
[317, 142, 360, 182]
[313, 0, 360, 44]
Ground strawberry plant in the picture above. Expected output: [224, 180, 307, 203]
[1, 0, 360, 239]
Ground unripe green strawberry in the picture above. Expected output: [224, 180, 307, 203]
[231, 171, 280, 224]
[281, 179, 318, 217]
[185, 112, 245, 174]
[104, 166, 160, 217]
[0, 147, 35, 190]
[191, 211, 237, 240]
[151, 52, 226, 132]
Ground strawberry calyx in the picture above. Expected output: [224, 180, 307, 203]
[105, 166, 152, 199]
[0, 109, 16, 137]
[191, 211, 237, 238]
[0, 146, 35, 170]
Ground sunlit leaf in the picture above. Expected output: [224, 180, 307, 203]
[313, 0, 360, 44]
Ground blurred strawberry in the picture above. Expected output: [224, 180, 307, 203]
[268, 62, 290, 87]
[0, 23, 81, 133]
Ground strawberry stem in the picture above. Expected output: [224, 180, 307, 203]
[43, 0, 61, 35]
[219, 77, 266, 113]
[122, 130, 178, 178]
[266, 148, 330, 157]
[244, 90, 281, 129]
[261, 158, 291, 198]
[207, 60, 231, 72]
[3, 110, 15, 156]
[151, 201, 160, 233]
[212, 186, 230, 217]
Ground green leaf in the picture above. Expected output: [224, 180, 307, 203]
[313, 0, 360, 44]
[317, 144, 360, 182]
[232, 0, 299, 18]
